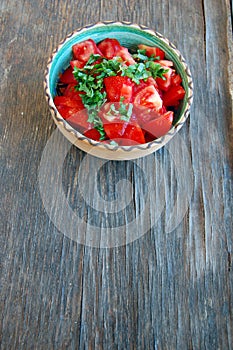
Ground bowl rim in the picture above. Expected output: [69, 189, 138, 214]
[44, 21, 194, 152]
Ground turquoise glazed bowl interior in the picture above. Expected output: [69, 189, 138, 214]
[44, 21, 193, 160]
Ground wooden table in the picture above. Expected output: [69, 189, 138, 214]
[1, 0, 233, 349]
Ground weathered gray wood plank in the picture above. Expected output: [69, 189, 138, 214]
[0, 0, 232, 349]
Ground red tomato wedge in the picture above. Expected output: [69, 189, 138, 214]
[133, 85, 163, 111]
[63, 84, 84, 101]
[115, 47, 136, 65]
[59, 67, 77, 84]
[132, 77, 158, 98]
[55, 105, 90, 131]
[156, 68, 173, 91]
[84, 129, 101, 141]
[138, 44, 165, 60]
[97, 38, 122, 59]
[103, 122, 128, 139]
[163, 85, 186, 106]
[70, 60, 86, 69]
[54, 96, 90, 132]
[171, 73, 182, 86]
[157, 60, 174, 67]
[72, 39, 102, 62]
[104, 122, 145, 145]
[54, 96, 84, 110]
[104, 76, 133, 102]
[122, 123, 145, 144]
[144, 111, 174, 138]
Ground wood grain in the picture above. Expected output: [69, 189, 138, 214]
[0, 0, 232, 349]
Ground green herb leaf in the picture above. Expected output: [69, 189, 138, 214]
[95, 123, 106, 140]
[132, 49, 159, 62]
[108, 98, 133, 122]
[121, 63, 151, 84]
[145, 61, 169, 79]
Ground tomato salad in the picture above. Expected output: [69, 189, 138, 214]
[54, 38, 185, 145]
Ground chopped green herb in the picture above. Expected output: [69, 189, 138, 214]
[107, 98, 133, 122]
[132, 49, 159, 62]
[118, 99, 133, 122]
[145, 61, 169, 80]
[95, 123, 106, 140]
[121, 60, 168, 84]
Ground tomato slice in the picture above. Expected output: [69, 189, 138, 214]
[104, 122, 145, 144]
[97, 38, 122, 59]
[143, 111, 174, 139]
[84, 128, 101, 141]
[63, 84, 84, 101]
[157, 60, 173, 67]
[72, 39, 102, 62]
[55, 104, 90, 131]
[115, 47, 136, 65]
[133, 85, 163, 111]
[59, 67, 77, 84]
[70, 60, 86, 69]
[171, 73, 182, 86]
[123, 123, 145, 144]
[54, 96, 84, 110]
[163, 85, 186, 106]
[156, 68, 173, 91]
[138, 44, 165, 60]
[104, 76, 133, 102]
[104, 122, 128, 139]
[54, 95, 90, 131]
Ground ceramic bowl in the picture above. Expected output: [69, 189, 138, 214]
[44, 21, 193, 160]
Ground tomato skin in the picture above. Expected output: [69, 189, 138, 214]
[156, 68, 173, 91]
[119, 83, 133, 103]
[104, 122, 145, 144]
[138, 44, 165, 60]
[72, 39, 102, 62]
[122, 123, 145, 144]
[59, 67, 77, 84]
[54, 96, 90, 131]
[63, 84, 84, 101]
[104, 122, 128, 139]
[171, 73, 182, 86]
[70, 60, 86, 69]
[163, 85, 186, 106]
[55, 105, 90, 131]
[104, 76, 134, 102]
[54, 96, 84, 110]
[97, 38, 122, 59]
[84, 128, 101, 141]
[143, 111, 174, 139]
